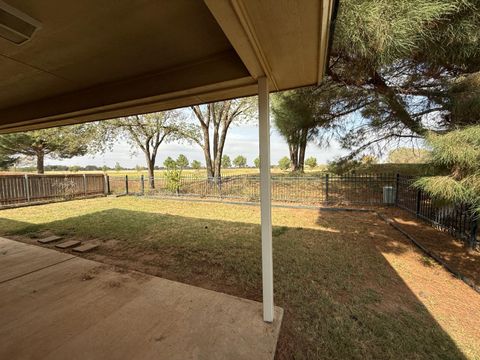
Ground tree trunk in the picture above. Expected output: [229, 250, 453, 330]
[147, 160, 155, 189]
[289, 142, 299, 172]
[36, 151, 45, 174]
[297, 129, 308, 173]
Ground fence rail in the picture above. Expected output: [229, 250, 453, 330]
[109, 173, 397, 205]
[108, 173, 478, 248]
[396, 175, 478, 248]
[0, 174, 106, 207]
[0, 172, 477, 248]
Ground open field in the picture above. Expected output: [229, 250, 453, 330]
[1, 197, 479, 359]
[1, 167, 326, 179]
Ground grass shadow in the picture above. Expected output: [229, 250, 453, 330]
[0, 206, 472, 360]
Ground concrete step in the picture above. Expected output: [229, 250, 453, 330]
[55, 240, 81, 249]
[38, 236, 63, 244]
[73, 243, 99, 253]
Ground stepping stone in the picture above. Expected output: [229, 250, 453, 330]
[55, 240, 81, 249]
[73, 243, 99, 253]
[38, 236, 63, 244]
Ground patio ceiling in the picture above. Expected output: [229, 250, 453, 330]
[0, 0, 335, 133]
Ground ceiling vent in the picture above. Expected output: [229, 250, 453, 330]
[0, 1, 41, 44]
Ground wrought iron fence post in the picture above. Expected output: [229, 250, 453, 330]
[140, 175, 145, 195]
[416, 189, 421, 217]
[395, 173, 400, 206]
[24, 174, 30, 203]
[325, 173, 329, 204]
[470, 216, 478, 250]
[125, 175, 129, 195]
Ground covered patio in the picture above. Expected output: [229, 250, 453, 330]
[0, 0, 335, 357]
[0, 237, 283, 360]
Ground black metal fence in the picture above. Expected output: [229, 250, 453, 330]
[108, 173, 478, 248]
[396, 175, 478, 248]
[109, 173, 397, 205]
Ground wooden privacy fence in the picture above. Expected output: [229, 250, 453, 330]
[0, 174, 106, 207]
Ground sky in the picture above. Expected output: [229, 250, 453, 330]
[44, 124, 348, 168]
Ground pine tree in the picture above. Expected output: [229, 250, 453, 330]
[415, 126, 480, 217]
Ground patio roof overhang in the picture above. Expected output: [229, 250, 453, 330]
[0, 0, 337, 324]
[0, 0, 335, 133]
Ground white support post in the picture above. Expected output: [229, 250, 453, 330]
[258, 76, 274, 323]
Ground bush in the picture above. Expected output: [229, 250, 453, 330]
[305, 157, 317, 169]
[278, 156, 291, 171]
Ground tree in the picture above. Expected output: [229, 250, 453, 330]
[69, 165, 80, 173]
[163, 156, 182, 194]
[0, 150, 16, 170]
[254, 157, 260, 168]
[321, 0, 480, 157]
[233, 155, 247, 168]
[115, 162, 123, 172]
[0, 125, 98, 174]
[176, 154, 189, 169]
[191, 160, 201, 170]
[273, 88, 325, 172]
[189, 98, 254, 180]
[102, 165, 108, 173]
[102, 111, 193, 189]
[163, 156, 176, 169]
[278, 156, 291, 171]
[388, 148, 431, 164]
[305, 157, 317, 169]
[415, 126, 480, 242]
[221, 155, 231, 168]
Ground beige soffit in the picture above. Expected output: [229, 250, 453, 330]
[0, 0, 334, 133]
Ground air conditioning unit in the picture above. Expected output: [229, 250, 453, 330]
[0, 1, 41, 44]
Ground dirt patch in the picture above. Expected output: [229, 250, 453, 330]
[380, 207, 480, 287]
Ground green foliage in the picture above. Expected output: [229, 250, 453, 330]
[305, 157, 317, 169]
[221, 155, 231, 168]
[115, 162, 123, 172]
[163, 156, 182, 194]
[323, 0, 480, 156]
[253, 157, 260, 168]
[0, 124, 99, 173]
[415, 126, 480, 215]
[388, 148, 431, 164]
[327, 158, 361, 175]
[176, 154, 189, 169]
[232, 155, 247, 168]
[0, 150, 16, 170]
[273, 87, 330, 171]
[163, 157, 176, 169]
[278, 156, 291, 171]
[191, 160, 201, 170]
[69, 165, 80, 173]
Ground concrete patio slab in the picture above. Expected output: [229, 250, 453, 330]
[0, 238, 74, 283]
[0, 238, 283, 360]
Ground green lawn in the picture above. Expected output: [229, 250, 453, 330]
[1, 197, 479, 359]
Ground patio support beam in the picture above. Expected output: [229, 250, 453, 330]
[258, 76, 274, 322]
